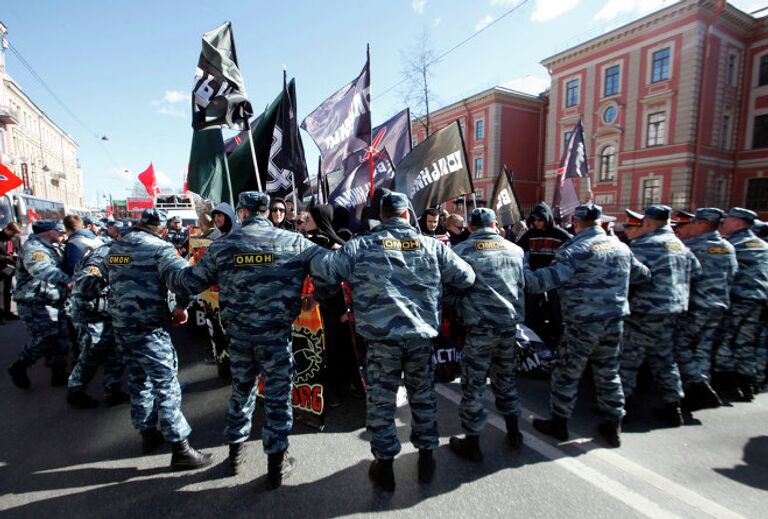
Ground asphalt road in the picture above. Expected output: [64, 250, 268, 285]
[0, 320, 766, 518]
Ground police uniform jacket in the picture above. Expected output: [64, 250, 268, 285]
[683, 230, 737, 309]
[525, 225, 650, 322]
[313, 217, 476, 340]
[166, 215, 324, 333]
[13, 234, 70, 306]
[629, 225, 700, 315]
[104, 228, 189, 331]
[726, 228, 768, 301]
[71, 243, 111, 322]
[451, 227, 525, 331]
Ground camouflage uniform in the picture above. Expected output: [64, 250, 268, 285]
[622, 221, 701, 404]
[525, 224, 650, 420]
[13, 233, 71, 368]
[451, 225, 525, 435]
[676, 229, 736, 382]
[68, 244, 125, 394]
[167, 213, 323, 453]
[313, 213, 475, 460]
[714, 227, 768, 384]
[104, 226, 191, 442]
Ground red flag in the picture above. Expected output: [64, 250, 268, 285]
[0, 163, 23, 197]
[138, 163, 158, 198]
[107, 206, 113, 217]
[27, 208, 41, 222]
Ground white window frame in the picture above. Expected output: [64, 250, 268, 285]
[645, 41, 676, 85]
[474, 156, 484, 180]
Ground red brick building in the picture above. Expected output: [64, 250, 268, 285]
[542, 0, 768, 216]
[411, 86, 547, 216]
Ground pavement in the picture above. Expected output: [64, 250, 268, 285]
[0, 319, 766, 518]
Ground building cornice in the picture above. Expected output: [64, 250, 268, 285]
[541, 1, 754, 71]
[424, 86, 545, 121]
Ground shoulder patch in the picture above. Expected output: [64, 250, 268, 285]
[664, 242, 683, 252]
[108, 254, 132, 266]
[85, 265, 102, 277]
[591, 242, 618, 253]
[30, 251, 47, 261]
[707, 246, 730, 255]
[234, 252, 275, 266]
[382, 238, 421, 251]
[744, 240, 766, 249]
[475, 240, 506, 251]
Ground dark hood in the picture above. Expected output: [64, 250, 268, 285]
[528, 202, 554, 228]
[309, 204, 346, 248]
[211, 202, 239, 235]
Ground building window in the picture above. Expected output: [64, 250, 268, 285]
[651, 48, 671, 83]
[475, 119, 484, 140]
[603, 105, 617, 124]
[563, 130, 573, 153]
[727, 53, 738, 87]
[604, 65, 620, 97]
[474, 157, 483, 179]
[721, 114, 731, 149]
[752, 114, 768, 149]
[565, 79, 579, 107]
[0, 129, 5, 155]
[599, 146, 616, 182]
[646, 112, 667, 147]
[746, 178, 768, 210]
[642, 178, 662, 207]
[759, 55, 768, 86]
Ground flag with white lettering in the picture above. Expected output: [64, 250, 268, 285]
[191, 21, 253, 131]
[301, 59, 371, 175]
[553, 119, 589, 221]
[490, 166, 524, 226]
[267, 78, 309, 199]
[392, 122, 473, 216]
[371, 108, 412, 167]
[330, 148, 395, 230]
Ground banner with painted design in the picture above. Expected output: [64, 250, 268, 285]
[266, 78, 309, 200]
[490, 165, 524, 226]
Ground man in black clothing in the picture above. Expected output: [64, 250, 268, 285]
[516, 202, 572, 344]
[0, 222, 22, 322]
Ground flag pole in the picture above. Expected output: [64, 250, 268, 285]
[463, 195, 468, 221]
[246, 119, 263, 192]
[471, 192, 477, 210]
[367, 43, 375, 202]
[284, 66, 298, 212]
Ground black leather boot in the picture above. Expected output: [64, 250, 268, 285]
[597, 419, 621, 448]
[141, 428, 165, 454]
[449, 435, 482, 462]
[104, 386, 130, 406]
[737, 374, 756, 402]
[533, 414, 569, 442]
[229, 443, 247, 476]
[369, 458, 395, 492]
[67, 390, 99, 409]
[170, 439, 213, 471]
[266, 450, 296, 489]
[417, 449, 435, 483]
[652, 401, 683, 427]
[505, 415, 524, 450]
[8, 359, 31, 389]
[50, 365, 68, 387]
[711, 371, 744, 402]
[682, 381, 721, 411]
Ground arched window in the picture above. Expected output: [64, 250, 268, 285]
[599, 145, 616, 182]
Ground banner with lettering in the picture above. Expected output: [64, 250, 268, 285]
[392, 121, 473, 216]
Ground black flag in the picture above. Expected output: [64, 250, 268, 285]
[191, 21, 253, 131]
[490, 166, 524, 226]
[301, 58, 371, 175]
[371, 109, 412, 167]
[329, 148, 395, 229]
[266, 78, 309, 199]
[553, 119, 588, 221]
[392, 122, 473, 216]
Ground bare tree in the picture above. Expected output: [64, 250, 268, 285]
[401, 28, 439, 138]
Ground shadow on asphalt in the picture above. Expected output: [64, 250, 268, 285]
[714, 435, 768, 491]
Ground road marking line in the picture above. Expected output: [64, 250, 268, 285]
[436, 384, 745, 519]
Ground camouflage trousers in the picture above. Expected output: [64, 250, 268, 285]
[714, 299, 767, 379]
[68, 319, 125, 393]
[366, 338, 437, 460]
[116, 328, 191, 443]
[225, 327, 294, 454]
[459, 327, 520, 435]
[551, 318, 625, 420]
[17, 303, 69, 367]
[757, 322, 768, 386]
[673, 307, 724, 384]
[621, 313, 684, 403]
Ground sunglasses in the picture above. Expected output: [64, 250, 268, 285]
[271, 207, 286, 213]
